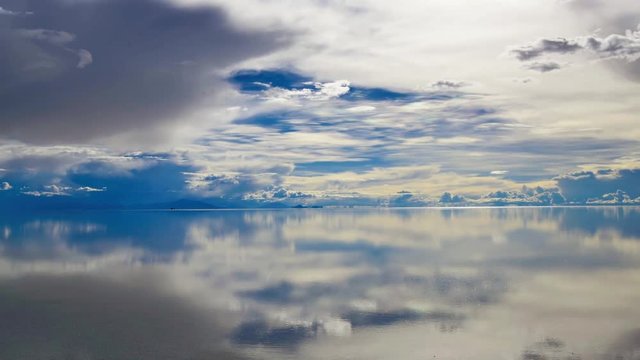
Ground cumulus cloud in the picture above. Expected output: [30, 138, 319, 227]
[244, 185, 314, 203]
[260, 80, 351, 102]
[586, 189, 640, 204]
[509, 25, 640, 67]
[480, 186, 566, 206]
[581, 26, 640, 61]
[0, 0, 289, 144]
[556, 168, 640, 203]
[0, 182, 11, 191]
[387, 191, 432, 207]
[439, 192, 466, 204]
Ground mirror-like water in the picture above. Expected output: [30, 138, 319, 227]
[1, 207, 640, 360]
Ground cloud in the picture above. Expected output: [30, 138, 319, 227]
[387, 191, 432, 207]
[244, 185, 314, 203]
[0, 6, 17, 15]
[509, 38, 582, 61]
[66, 159, 196, 205]
[341, 86, 422, 102]
[582, 26, 640, 61]
[490, 170, 508, 175]
[439, 192, 466, 204]
[75, 48, 92, 69]
[524, 61, 563, 72]
[17, 28, 75, 45]
[556, 168, 640, 203]
[430, 80, 468, 89]
[230, 69, 428, 103]
[0, 182, 11, 191]
[587, 189, 640, 204]
[509, 24, 640, 66]
[22, 184, 71, 197]
[229, 69, 313, 92]
[0, 0, 289, 144]
[480, 186, 566, 206]
[76, 186, 105, 192]
[260, 80, 351, 102]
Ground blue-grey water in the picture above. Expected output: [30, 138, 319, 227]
[1, 207, 640, 360]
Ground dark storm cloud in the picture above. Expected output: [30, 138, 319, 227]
[67, 160, 196, 204]
[555, 168, 640, 202]
[0, 155, 198, 209]
[231, 319, 315, 348]
[0, 0, 289, 144]
[0, 274, 248, 360]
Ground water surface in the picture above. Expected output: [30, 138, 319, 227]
[1, 207, 640, 360]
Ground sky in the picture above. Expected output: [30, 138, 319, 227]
[0, 0, 639, 208]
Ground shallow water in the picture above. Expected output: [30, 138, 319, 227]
[1, 207, 640, 360]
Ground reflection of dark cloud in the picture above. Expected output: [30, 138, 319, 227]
[240, 281, 297, 304]
[231, 319, 315, 349]
[557, 207, 640, 239]
[0, 275, 247, 360]
[606, 328, 640, 360]
[296, 240, 397, 262]
[520, 330, 640, 360]
[231, 310, 464, 350]
[520, 338, 576, 360]
[239, 270, 508, 309]
[342, 310, 463, 329]
[0, 0, 288, 143]
[0, 210, 296, 259]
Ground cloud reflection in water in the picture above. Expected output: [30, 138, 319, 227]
[1, 207, 640, 359]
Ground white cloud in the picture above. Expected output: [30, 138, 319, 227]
[17, 29, 76, 45]
[0, 6, 16, 15]
[0, 182, 12, 191]
[76, 49, 93, 69]
[510, 24, 640, 63]
[259, 80, 350, 103]
[346, 105, 376, 113]
[76, 186, 106, 192]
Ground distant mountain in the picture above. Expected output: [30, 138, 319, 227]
[135, 199, 221, 210]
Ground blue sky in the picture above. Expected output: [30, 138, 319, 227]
[0, 0, 639, 208]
